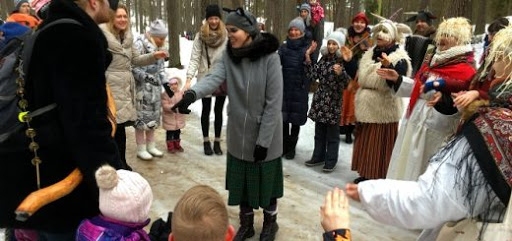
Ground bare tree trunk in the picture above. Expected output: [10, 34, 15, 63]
[419, 0, 430, 10]
[167, 0, 183, 68]
[1, 0, 14, 20]
[447, 0, 472, 19]
[474, 0, 486, 34]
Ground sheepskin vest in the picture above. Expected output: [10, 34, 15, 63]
[355, 47, 412, 123]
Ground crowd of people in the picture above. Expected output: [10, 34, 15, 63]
[0, 0, 511, 240]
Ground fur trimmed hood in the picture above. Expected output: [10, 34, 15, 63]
[227, 32, 279, 64]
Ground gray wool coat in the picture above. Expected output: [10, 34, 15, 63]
[191, 51, 283, 162]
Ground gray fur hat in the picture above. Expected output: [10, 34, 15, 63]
[225, 8, 258, 37]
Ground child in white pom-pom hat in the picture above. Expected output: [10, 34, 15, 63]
[76, 165, 153, 241]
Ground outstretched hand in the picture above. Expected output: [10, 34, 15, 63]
[345, 183, 360, 202]
[376, 68, 399, 82]
[320, 187, 350, 232]
[171, 90, 196, 114]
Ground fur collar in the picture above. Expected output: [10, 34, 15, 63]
[199, 20, 226, 48]
[227, 32, 279, 64]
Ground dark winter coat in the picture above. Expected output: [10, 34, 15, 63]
[307, 54, 350, 125]
[0, 0, 123, 232]
[279, 36, 310, 126]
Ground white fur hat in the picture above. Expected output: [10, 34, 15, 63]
[326, 30, 346, 47]
[96, 165, 153, 223]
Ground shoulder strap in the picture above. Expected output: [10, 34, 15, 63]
[204, 42, 211, 68]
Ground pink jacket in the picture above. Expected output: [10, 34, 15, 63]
[161, 90, 186, 131]
[310, 2, 324, 25]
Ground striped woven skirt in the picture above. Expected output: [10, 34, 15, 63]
[351, 122, 399, 179]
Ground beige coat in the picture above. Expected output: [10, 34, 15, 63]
[100, 24, 156, 124]
[186, 32, 227, 81]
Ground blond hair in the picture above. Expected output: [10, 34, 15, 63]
[107, 3, 130, 36]
[434, 17, 472, 46]
[171, 185, 228, 241]
[485, 24, 512, 96]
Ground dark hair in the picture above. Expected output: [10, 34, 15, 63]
[487, 17, 509, 35]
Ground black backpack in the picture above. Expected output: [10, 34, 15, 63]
[0, 19, 80, 143]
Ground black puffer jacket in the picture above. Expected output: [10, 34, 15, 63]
[279, 36, 311, 126]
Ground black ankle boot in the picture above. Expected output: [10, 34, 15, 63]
[234, 213, 255, 241]
[213, 141, 223, 155]
[345, 133, 353, 144]
[260, 212, 279, 241]
[203, 141, 213, 155]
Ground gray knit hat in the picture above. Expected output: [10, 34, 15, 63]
[225, 8, 258, 37]
[149, 19, 168, 38]
[299, 3, 311, 13]
[288, 17, 305, 33]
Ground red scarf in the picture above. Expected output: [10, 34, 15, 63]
[406, 55, 476, 118]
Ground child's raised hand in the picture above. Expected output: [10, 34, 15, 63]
[306, 41, 317, 56]
[341, 46, 353, 62]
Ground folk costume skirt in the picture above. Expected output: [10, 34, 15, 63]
[226, 153, 284, 209]
[351, 122, 398, 179]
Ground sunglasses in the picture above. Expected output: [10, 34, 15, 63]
[223, 7, 253, 25]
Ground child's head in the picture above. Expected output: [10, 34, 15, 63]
[170, 185, 234, 241]
[320, 30, 346, 56]
[167, 76, 182, 92]
[308, 0, 318, 5]
[96, 165, 153, 224]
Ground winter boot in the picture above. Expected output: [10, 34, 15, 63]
[147, 142, 164, 157]
[284, 136, 298, 160]
[166, 140, 176, 153]
[213, 140, 223, 155]
[233, 213, 255, 241]
[345, 125, 354, 144]
[174, 139, 184, 152]
[137, 144, 153, 160]
[260, 212, 279, 241]
[203, 141, 213, 155]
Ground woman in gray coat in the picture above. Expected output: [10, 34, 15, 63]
[172, 8, 283, 241]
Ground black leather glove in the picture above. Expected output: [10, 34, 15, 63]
[253, 145, 268, 162]
[171, 90, 196, 114]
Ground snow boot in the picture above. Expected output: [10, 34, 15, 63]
[166, 140, 176, 153]
[137, 144, 153, 160]
[213, 140, 223, 155]
[203, 141, 213, 155]
[233, 213, 255, 241]
[147, 142, 164, 157]
[174, 139, 184, 152]
[284, 136, 298, 160]
[260, 212, 279, 241]
[345, 125, 354, 144]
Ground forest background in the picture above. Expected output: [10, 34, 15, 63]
[1, 0, 511, 68]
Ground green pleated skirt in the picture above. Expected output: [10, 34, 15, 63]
[226, 153, 284, 209]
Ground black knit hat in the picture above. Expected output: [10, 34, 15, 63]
[205, 4, 222, 20]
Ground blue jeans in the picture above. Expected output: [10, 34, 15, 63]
[311, 122, 340, 166]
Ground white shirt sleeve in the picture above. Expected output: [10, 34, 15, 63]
[395, 75, 415, 98]
[358, 138, 487, 230]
